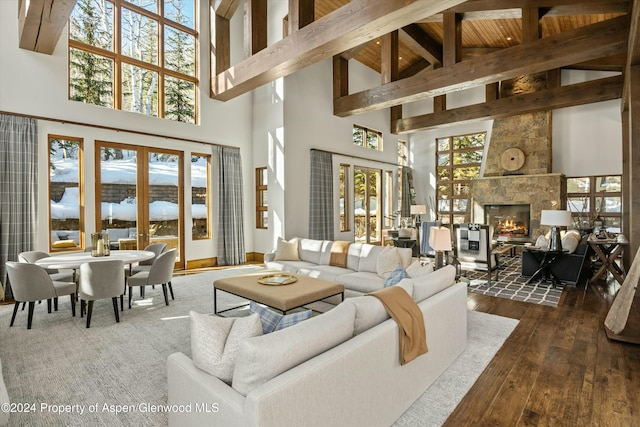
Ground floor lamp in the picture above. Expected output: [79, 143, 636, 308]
[411, 205, 427, 254]
[429, 226, 452, 269]
[540, 210, 572, 251]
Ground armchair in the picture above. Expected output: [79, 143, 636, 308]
[452, 224, 498, 285]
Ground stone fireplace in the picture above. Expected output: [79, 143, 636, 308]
[465, 73, 566, 241]
[484, 204, 530, 238]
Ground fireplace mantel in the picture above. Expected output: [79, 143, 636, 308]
[467, 173, 566, 240]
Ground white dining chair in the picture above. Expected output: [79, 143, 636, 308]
[78, 260, 125, 328]
[5, 261, 76, 329]
[127, 249, 176, 308]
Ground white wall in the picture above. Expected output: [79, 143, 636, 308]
[0, 0, 255, 260]
[279, 59, 399, 241]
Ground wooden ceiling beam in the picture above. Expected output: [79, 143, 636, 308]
[334, 14, 630, 117]
[340, 41, 372, 61]
[444, 0, 629, 13]
[212, 0, 467, 101]
[394, 75, 623, 133]
[215, 0, 244, 19]
[18, 0, 77, 55]
[399, 24, 443, 65]
[399, 58, 432, 79]
[288, 0, 314, 33]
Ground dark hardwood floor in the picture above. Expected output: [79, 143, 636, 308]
[446, 274, 640, 426]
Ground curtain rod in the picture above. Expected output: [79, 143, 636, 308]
[0, 110, 237, 149]
[310, 148, 399, 167]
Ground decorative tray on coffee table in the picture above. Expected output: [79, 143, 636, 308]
[257, 274, 298, 286]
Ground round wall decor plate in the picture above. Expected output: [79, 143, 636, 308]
[500, 147, 525, 172]
[257, 274, 298, 285]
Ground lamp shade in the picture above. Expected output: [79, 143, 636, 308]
[540, 210, 572, 227]
[429, 226, 452, 251]
[410, 204, 427, 215]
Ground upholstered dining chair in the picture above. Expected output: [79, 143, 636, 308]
[130, 243, 167, 275]
[19, 251, 74, 282]
[5, 261, 76, 329]
[78, 260, 125, 328]
[127, 248, 176, 309]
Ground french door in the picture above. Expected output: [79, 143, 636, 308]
[354, 167, 381, 244]
[95, 141, 184, 268]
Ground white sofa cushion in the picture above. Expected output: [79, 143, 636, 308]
[274, 238, 300, 261]
[232, 302, 356, 396]
[346, 279, 414, 335]
[411, 265, 456, 303]
[337, 271, 385, 294]
[264, 260, 317, 273]
[298, 265, 353, 282]
[376, 246, 402, 278]
[190, 311, 263, 384]
[357, 244, 385, 273]
[346, 243, 362, 271]
[562, 230, 581, 254]
[298, 239, 325, 264]
[406, 260, 434, 277]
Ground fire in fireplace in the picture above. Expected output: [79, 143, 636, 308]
[484, 204, 530, 238]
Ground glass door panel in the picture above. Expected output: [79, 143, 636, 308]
[354, 167, 381, 244]
[148, 150, 182, 262]
[96, 142, 184, 268]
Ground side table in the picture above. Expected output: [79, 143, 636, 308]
[523, 248, 568, 288]
[588, 237, 627, 285]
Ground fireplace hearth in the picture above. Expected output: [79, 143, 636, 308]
[484, 204, 530, 238]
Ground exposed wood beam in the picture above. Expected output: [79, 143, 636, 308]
[215, 0, 243, 19]
[288, 0, 314, 33]
[213, 12, 231, 75]
[399, 58, 432, 79]
[334, 15, 630, 117]
[420, 1, 629, 23]
[212, 0, 467, 101]
[381, 31, 402, 133]
[394, 75, 623, 133]
[444, 0, 629, 13]
[622, 0, 640, 111]
[435, 12, 462, 112]
[333, 56, 349, 100]
[399, 24, 443, 65]
[18, 0, 77, 55]
[340, 40, 372, 61]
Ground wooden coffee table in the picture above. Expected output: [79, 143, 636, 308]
[213, 271, 344, 315]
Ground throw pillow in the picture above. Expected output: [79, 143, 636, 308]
[376, 246, 402, 278]
[383, 264, 409, 287]
[406, 260, 434, 278]
[190, 311, 262, 384]
[250, 301, 312, 333]
[273, 237, 299, 261]
[535, 235, 548, 249]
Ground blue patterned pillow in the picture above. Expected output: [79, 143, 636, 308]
[384, 263, 409, 288]
[250, 301, 312, 334]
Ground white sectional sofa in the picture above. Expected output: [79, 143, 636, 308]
[263, 238, 415, 297]
[167, 265, 466, 427]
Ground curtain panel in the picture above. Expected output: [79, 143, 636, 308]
[0, 114, 38, 299]
[309, 150, 334, 240]
[214, 146, 246, 266]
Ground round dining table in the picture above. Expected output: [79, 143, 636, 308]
[35, 250, 155, 271]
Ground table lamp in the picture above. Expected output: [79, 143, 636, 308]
[540, 210, 572, 251]
[429, 226, 452, 269]
[410, 204, 427, 227]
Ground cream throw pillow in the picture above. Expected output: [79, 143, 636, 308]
[190, 311, 263, 384]
[406, 260, 434, 278]
[274, 238, 299, 261]
[376, 246, 402, 278]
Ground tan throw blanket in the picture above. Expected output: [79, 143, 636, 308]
[330, 241, 350, 268]
[369, 286, 428, 365]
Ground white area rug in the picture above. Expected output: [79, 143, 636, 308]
[0, 266, 518, 426]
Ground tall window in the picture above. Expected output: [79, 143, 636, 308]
[339, 164, 350, 232]
[398, 140, 408, 166]
[69, 0, 198, 123]
[191, 153, 210, 239]
[256, 167, 268, 229]
[353, 125, 383, 151]
[567, 175, 622, 231]
[436, 132, 486, 224]
[397, 139, 408, 223]
[49, 136, 84, 251]
[354, 167, 381, 243]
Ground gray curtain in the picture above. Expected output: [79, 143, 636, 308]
[309, 150, 334, 240]
[214, 146, 245, 265]
[401, 166, 412, 218]
[0, 114, 38, 299]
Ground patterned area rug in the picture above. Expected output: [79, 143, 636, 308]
[464, 255, 564, 307]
